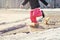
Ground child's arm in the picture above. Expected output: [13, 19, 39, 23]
[22, 0, 29, 6]
[40, 0, 48, 6]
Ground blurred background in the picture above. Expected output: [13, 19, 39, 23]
[0, 0, 60, 9]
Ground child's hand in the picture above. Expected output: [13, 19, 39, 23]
[20, 5, 24, 8]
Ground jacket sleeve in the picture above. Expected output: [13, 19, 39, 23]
[40, 0, 48, 6]
[22, 0, 29, 6]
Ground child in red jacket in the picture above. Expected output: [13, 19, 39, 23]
[20, 0, 50, 28]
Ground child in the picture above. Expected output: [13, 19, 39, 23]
[20, 0, 50, 28]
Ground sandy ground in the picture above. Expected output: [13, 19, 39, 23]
[0, 9, 60, 35]
[0, 9, 30, 30]
[0, 27, 60, 40]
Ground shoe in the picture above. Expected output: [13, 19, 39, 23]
[30, 23, 39, 28]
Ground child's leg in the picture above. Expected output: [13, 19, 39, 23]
[30, 10, 37, 23]
[30, 8, 42, 28]
[30, 10, 38, 28]
[37, 10, 45, 22]
[34, 8, 42, 17]
[35, 8, 43, 23]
